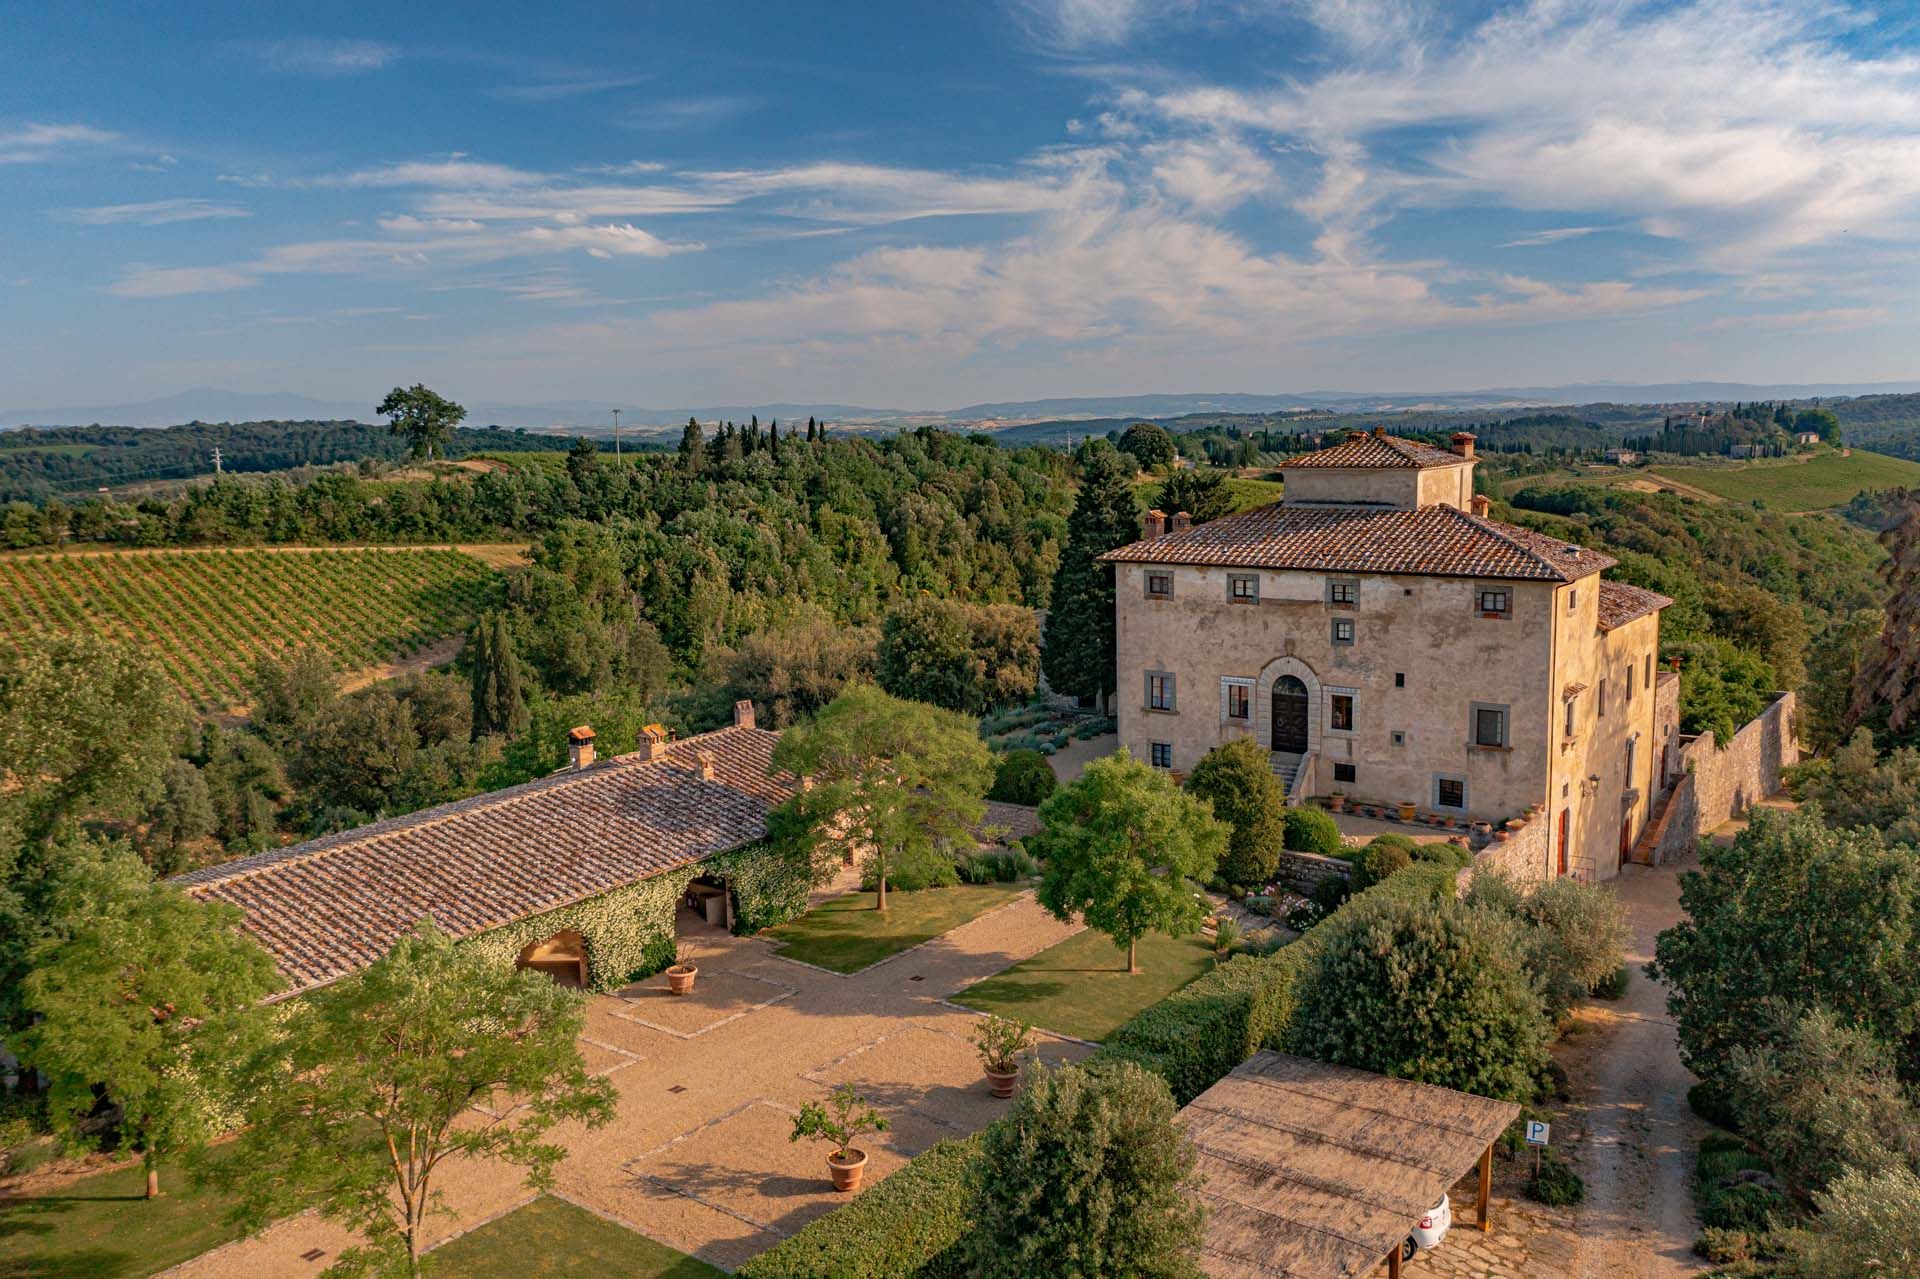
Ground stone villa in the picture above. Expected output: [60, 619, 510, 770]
[1103, 428, 1673, 881]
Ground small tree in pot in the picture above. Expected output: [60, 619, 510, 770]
[971, 1015, 1035, 1098]
[790, 1084, 890, 1192]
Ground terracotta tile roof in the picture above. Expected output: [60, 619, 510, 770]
[1281, 432, 1466, 469]
[1596, 580, 1673, 631]
[173, 725, 795, 996]
[1100, 502, 1616, 582]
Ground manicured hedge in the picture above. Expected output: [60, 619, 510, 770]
[738, 1135, 982, 1279]
[1093, 860, 1460, 1104]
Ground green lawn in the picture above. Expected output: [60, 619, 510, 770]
[763, 881, 1028, 972]
[1129, 473, 1285, 517]
[428, 1196, 722, 1277]
[1648, 448, 1920, 511]
[952, 928, 1217, 1042]
[0, 1148, 247, 1279]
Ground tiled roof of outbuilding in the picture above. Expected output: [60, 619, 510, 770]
[1596, 580, 1673, 631]
[1281, 432, 1466, 469]
[1100, 502, 1615, 582]
[173, 725, 794, 997]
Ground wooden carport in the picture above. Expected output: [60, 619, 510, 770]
[1177, 1051, 1520, 1279]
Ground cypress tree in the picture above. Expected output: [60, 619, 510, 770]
[806, 416, 817, 442]
[678, 417, 704, 474]
[1041, 440, 1138, 707]
[469, 612, 530, 738]
[769, 418, 780, 460]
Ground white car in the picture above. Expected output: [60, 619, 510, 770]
[1402, 1193, 1452, 1260]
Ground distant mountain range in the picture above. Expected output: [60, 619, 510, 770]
[7, 380, 1920, 432]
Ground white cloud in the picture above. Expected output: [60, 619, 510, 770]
[492, 75, 648, 102]
[1704, 306, 1890, 332]
[259, 39, 397, 77]
[321, 158, 546, 190]
[107, 265, 257, 298]
[65, 199, 252, 226]
[1497, 226, 1607, 249]
[0, 121, 117, 164]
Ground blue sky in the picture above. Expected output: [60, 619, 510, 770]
[4, 0, 1919, 410]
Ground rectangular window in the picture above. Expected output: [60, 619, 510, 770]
[1598, 679, 1608, 717]
[1327, 578, 1359, 607]
[1434, 777, 1467, 810]
[1145, 571, 1173, 599]
[1472, 703, 1509, 749]
[1228, 573, 1259, 603]
[1390, 730, 1406, 747]
[1626, 736, 1637, 780]
[1331, 618, 1356, 646]
[1222, 679, 1251, 721]
[1478, 588, 1510, 618]
[1394, 672, 1406, 688]
[1627, 665, 1636, 702]
[1568, 588, 1578, 613]
[1332, 762, 1356, 784]
[1646, 653, 1653, 686]
[1329, 692, 1355, 732]
[1146, 671, 1176, 712]
[1564, 698, 1576, 738]
[1150, 742, 1172, 769]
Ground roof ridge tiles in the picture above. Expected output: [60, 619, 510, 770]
[1438, 504, 1562, 578]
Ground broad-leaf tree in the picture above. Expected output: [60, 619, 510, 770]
[1031, 750, 1224, 972]
[1041, 441, 1138, 707]
[1183, 738, 1285, 887]
[24, 855, 280, 1198]
[969, 1060, 1206, 1279]
[1151, 468, 1236, 524]
[212, 921, 616, 1279]
[1118, 422, 1177, 470]
[768, 683, 993, 911]
[377, 384, 466, 461]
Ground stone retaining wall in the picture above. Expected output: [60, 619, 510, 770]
[1652, 691, 1798, 863]
[1468, 814, 1553, 886]
[1273, 849, 1352, 897]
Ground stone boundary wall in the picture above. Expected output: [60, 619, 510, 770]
[1466, 814, 1552, 887]
[1274, 849, 1352, 897]
[1653, 691, 1799, 863]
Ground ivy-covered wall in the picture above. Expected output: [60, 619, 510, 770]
[706, 841, 812, 934]
[461, 867, 699, 992]
[457, 842, 813, 992]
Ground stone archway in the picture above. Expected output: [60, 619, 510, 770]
[1255, 656, 1324, 755]
[516, 929, 588, 989]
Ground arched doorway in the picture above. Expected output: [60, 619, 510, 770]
[1271, 675, 1309, 754]
[516, 929, 588, 989]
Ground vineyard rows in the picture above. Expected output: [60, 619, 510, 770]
[0, 547, 497, 712]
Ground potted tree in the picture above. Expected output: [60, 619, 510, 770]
[971, 1015, 1035, 1099]
[666, 948, 698, 996]
[790, 1085, 890, 1192]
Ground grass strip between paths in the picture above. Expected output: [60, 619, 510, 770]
[763, 881, 1027, 973]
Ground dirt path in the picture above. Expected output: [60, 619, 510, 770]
[1564, 857, 1707, 1277]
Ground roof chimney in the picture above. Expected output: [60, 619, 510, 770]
[1346, 431, 1368, 442]
[1450, 431, 1477, 459]
[642, 723, 669, 761]
[696, 750, 716, 781]
[1143, 508, 1167, 538]
[1169, 510, 1192, 532]
[1372, 425, 1387, 439]
[733, 699, 756, 730]
[567, 725, 596, 771]
[1470, 494, 1492, 518]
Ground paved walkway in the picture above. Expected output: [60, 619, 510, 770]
[171, 892, 1088, 1277]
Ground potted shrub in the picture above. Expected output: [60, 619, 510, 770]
[971, 1014, 1035, 1099]
[1328, 791, 1347, 813]
[666, 949, 698, 996]
[790, 1085, 890, 1192]
[1397, 800, 1417, 822]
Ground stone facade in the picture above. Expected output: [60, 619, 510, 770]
[1107, 432, 1668, 882]
[1273, 849, 1352, 897]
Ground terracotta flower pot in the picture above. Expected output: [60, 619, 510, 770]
[829, 1148, 869, 1192]
[1397, 802, 1417, 821]
[985, 1068, 1019, 1099]
[1328, 794, 1346, 813]
[667, 963, 698, 996]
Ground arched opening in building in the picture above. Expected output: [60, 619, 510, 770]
[516, 929, 588, 989]
[679, 874, 735, 937]
[1271, 675, 1310, 754]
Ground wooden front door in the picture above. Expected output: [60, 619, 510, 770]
[1270, 676, 1309, 753]
[1557, 809, 1571, 876]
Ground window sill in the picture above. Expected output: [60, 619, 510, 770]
[1327, 601, 1357, 611]
[1143, 706, 1179, 716]
[1467, 743, 1511, 754]
[1479, 612, 1510, 621]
